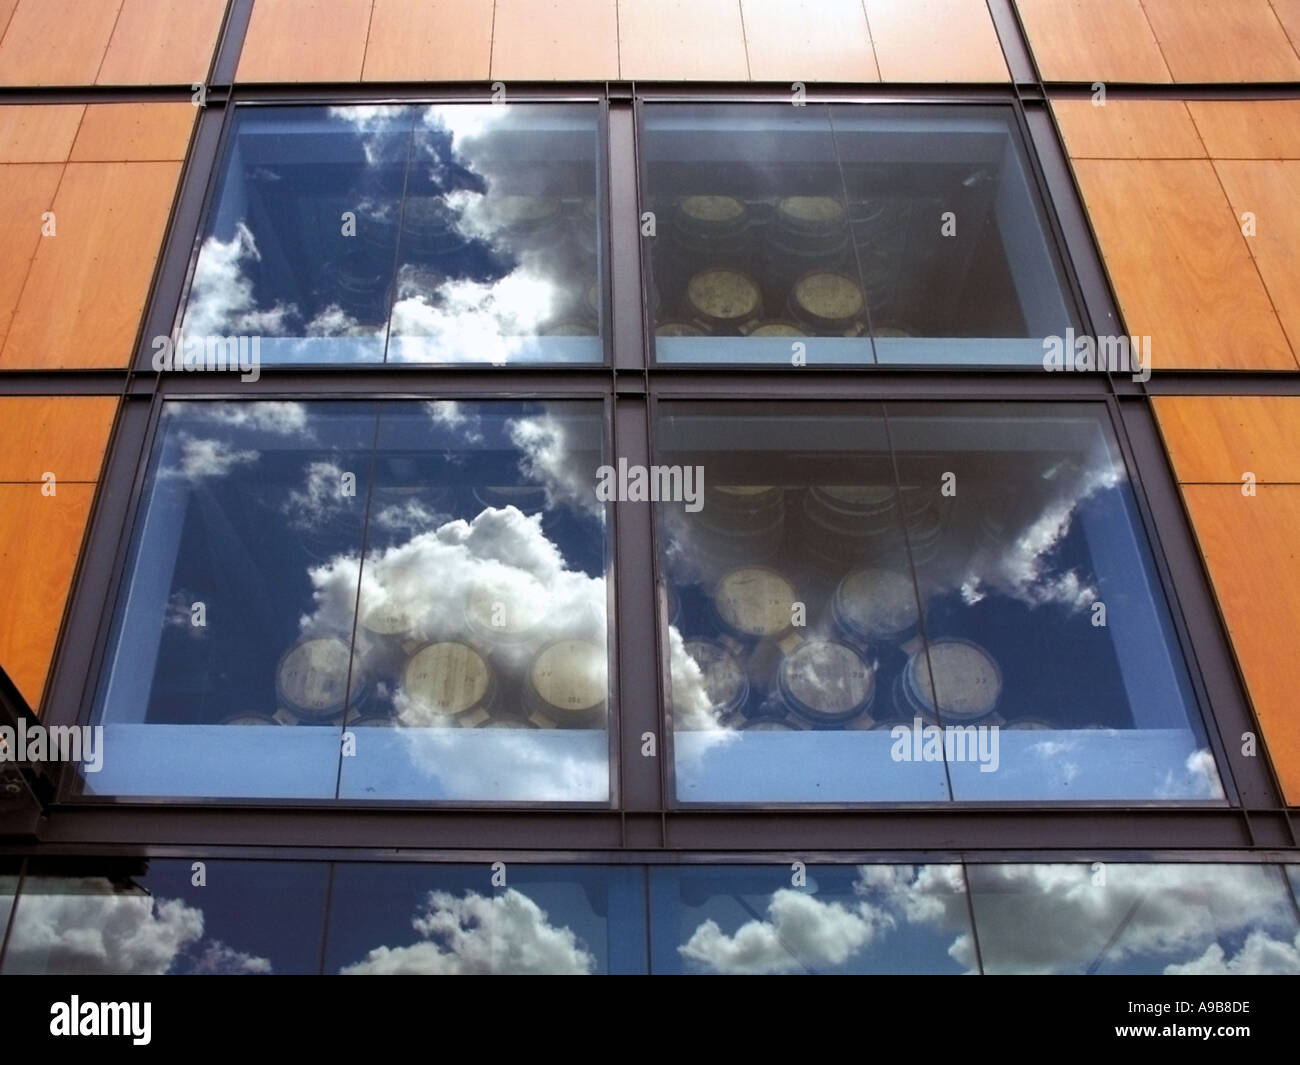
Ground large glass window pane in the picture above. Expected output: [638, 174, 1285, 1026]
[183, 104, 604, 366]
[967, 863, 1300, 975]
[85, 399, 612, 803]
[640, 103, 1078, 366]
[324, 864, 646, 974]
[656, 401, 1221, 803]
[0, 858, 17, 961]
[650, 864, 972, 974]
[1, 859, 327, 974]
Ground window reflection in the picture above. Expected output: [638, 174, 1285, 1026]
[641, 104, 1078, 365]
[650, 865, 971, 974]
[657, 402, 1221, 803]
[0, 860, 327, 975]
[88, 399, 611, 802]
[185, 104, 604, 365]
[324, 865, 646, 975]
[967, 863, 1300, 975]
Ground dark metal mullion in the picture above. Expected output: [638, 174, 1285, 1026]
[208, 0, 254, 89]
[0, 855, 25, 969]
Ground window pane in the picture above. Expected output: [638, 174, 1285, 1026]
[86, 399, 612, 803]
[324, 864, 646, 974]
[1, 859, 327, 974]
[0, 858, 17, 955]
[184, 104, 604, 366]
[655, 401, 1220, 803]
[650, 864, 971, 974]
[640, 103, 1078, 366]
[967, 863, 1300, 975]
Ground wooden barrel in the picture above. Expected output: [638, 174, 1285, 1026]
[685, 267, 764, 333]
[523, 639, 608, 728]
[775, 638, 875, 727]
[672, 195, 751, 261]
[325, 247, 390, 322]
[832, 568, 920, 647]
[275, 636, 366, 721]
[712, 565, 798, 641]
[464, 580, 549, 647]
[789, 270, 866, 334]
[896, 639, 1002, 723]
[675, 638, 749, 726]
[400, 640, 498, 727]
[740, 319, 808, 337]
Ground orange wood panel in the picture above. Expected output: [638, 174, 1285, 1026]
[1187, 101, 1300, 160]
[0, 483, 97, 711]
[0, 397, 118, 482]
[237, 0, 371, 82]
[741, 0, 878, 82]
[490, 0, 619, 80]
[1141, 0, 1300, 82]
[617, 0, 746, 81]
[1182, 484, 1300, 804]
[491, 0, 619, 80]
[0, 0, 122, 86]
[0, 1, 17, 37]
[1015, 0, 1170, 82]
[0, 104, 84, 162]
[1155, 396, 1300, 484]
[1052, 99, 1203, 159]
[0, 161, 181, 370]
[363, 0, 492, 81]
[1214, 160, 1300, 360]
[0, 164, 64, 349]
[97, 0, 225, 85]
[1072, 158, 1295, 370]
[71, 102, 195, 162]
[1274, 0, 1300, 54]
[865, 0, 1007, 81]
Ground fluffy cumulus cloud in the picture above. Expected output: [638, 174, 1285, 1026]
[1165, 928, 1300, 976]
[340, 888, 593, 975]
[194, 401, 311, 436]
[4, 889, 203, 975]
[508, 413, 601, 517]
[182, 223, 297, 339]
[162, 433, 259, 482]
[189, 941, 274, 975]
[679, 888, 891, 975]
[283, 461, 358, 530]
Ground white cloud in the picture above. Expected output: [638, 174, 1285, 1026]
[196, 401, 311, 436]
[679, 888, 889, 975]
[426, 400, 483, 443]
[4, 889, 204, 975]
[284, 460, 358, 530]
[191, 940, 273, 975]
[182, 223, 297, 339]
[163, 433, 259, 482]
[340, 888, 593, 975]
[1165, 928, 1300, 975]
[507, 413, 601, 517]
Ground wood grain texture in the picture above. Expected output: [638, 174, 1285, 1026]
[363, 0, 493, 81]
[1141, 0, 1300, 82]
[0, 0, 121, 86]
[1052, 99, 1203, 159]
[71, 102, 195, 162]
[1187, 100, 1300, 160]
[237, 0, 371, 82]
[618, 0, 746, 80]
[0, 483, 96, 712]
[1273, 0, 1300, 55]
[1182, 484, 1300, 804]
[741, 0, 878, 82]
[1015, 0, 1170, 82]
[0, 104, 85, 162]
[0, 164, 63, 348]
[1214, 160, 1300, 361]
[1072, 158, 1295, 370]
[493, 0, 619, 79]
[864, 0, 1006, 82]
[0, 397, 118, 482]
[1155, 396, 1300, 484]
[97, 0, 225, 85]
[1, 161, 181, 369]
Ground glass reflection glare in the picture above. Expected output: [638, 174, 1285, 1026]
[185, 104, 604, 365]
[657, 402, 1221, 803]
[88, 399, 611, 802]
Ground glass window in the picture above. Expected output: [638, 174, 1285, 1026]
[650, 864, 972, 974]
[324, 864, 646, 974]
[0, 859, 327, 974]
[656, 401, 1221, 802]
[183, 104, 605, 366]
[85, 399, 612, 803]
[966, 863, 1300, 975]
[640, 103, 1078, 366]
[0, 859, 17, 957]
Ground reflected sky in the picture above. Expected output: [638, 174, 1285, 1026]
[183, 104, 604, 365]
[89, 399, 611, 803]
[658, 403, 1222, 803]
